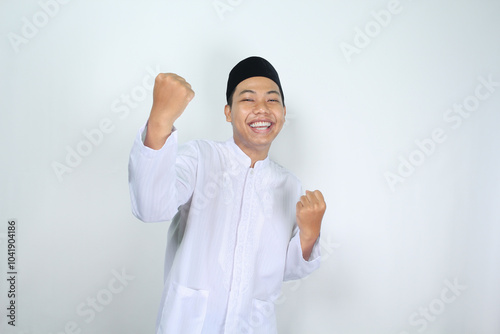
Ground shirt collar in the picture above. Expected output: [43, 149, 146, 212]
[226, 137, 270, 170]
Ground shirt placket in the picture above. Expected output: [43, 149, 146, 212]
[224, 167, 255, 332]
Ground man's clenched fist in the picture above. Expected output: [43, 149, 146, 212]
[296, 190, 326, 260]
[145, 73, 194, 149]
[151, 73, 194, 122]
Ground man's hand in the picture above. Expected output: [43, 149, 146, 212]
[296, 190, 326, 260]
[145, 73, 195, 149]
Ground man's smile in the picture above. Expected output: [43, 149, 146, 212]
[248, 120, 273, 132]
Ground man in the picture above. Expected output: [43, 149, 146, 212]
[128, 56, 326, 333]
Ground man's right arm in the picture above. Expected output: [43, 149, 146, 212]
[128, 73, 197, 222]
[144, 73, 194, 149]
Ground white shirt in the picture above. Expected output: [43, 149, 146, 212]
[128, 125, 321, 334]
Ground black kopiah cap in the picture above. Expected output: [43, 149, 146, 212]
[226, 56, 284, 105]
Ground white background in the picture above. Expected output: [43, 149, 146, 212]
[1, 0, 500, 333]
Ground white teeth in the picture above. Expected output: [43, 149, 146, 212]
[250, 121, 271, 128]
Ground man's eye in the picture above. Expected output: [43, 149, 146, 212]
[242, 98, 253, 102]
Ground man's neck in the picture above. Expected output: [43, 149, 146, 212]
[233, 137, 270, 168]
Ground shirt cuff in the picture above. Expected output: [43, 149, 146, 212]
[134, 122, 177, 158]
[284, 232, 321, 281]
[303, 233, 321, 262]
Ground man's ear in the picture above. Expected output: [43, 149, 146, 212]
[224, 104, 232, 122]
[284, 106, 287, 117]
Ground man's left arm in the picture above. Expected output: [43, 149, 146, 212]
[296, 190, 326, 261]
[283, 189, 326, 282]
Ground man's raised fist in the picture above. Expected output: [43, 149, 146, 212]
[151, 73, 194, 124]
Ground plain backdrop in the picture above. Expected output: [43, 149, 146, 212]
[1, 0, 499, 333]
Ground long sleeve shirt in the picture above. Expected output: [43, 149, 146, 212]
[128, 125, 321, 334]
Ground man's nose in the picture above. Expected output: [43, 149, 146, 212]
[254, 100, 269, 113]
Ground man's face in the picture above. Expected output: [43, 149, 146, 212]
[224, 76, 286, 154]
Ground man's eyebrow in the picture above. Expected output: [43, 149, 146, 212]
[238, 89, 281, 96]
[266, 90, 281, 96]
[238, 89, 256, 95]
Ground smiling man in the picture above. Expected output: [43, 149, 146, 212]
[128, 56, 326, 334]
